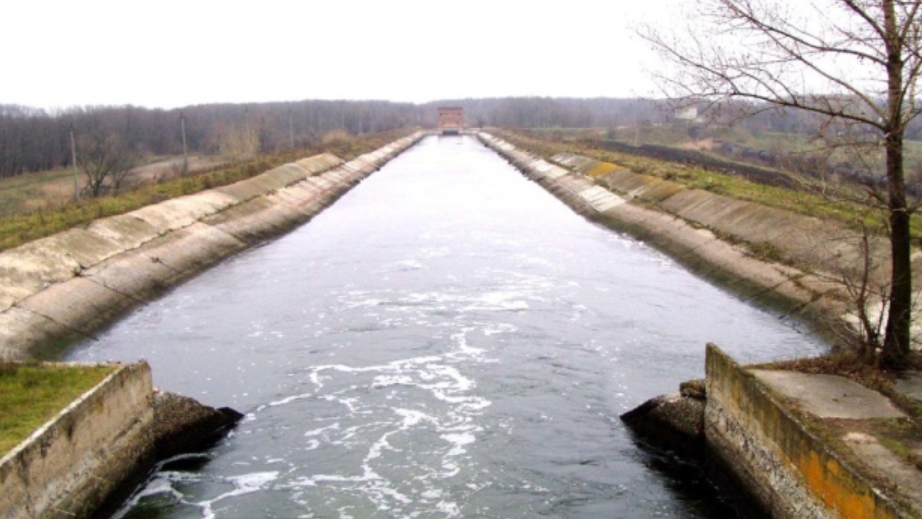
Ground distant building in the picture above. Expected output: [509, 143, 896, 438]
[674, 105, 699, 122]
[437, 107, 464, 135]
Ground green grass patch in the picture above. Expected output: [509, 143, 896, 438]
[0, 363, 116, 455]
[0, 129, 413, 253]
[496, 129, 922, 238]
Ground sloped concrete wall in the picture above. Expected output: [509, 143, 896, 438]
[704, 345, 910, 519]
[553, 152, 913, 289]
[0, 133, 423, 360]
[0, 362, 154, 519]
[478, 132, 841, 324]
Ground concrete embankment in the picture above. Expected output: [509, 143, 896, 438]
[476, 132, 920, 338]
[551, 151, 922, 297]
[625, 346, 920, 519]
[480, 132, 922, 516]
[0, 362, 240, 519]
[0, 132, 423, 361]
[0, 363, 153, 519]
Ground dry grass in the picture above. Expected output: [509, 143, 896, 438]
[496, 129, 922, 238]
[0, 129, 413, 253]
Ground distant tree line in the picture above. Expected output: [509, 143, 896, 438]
[0, 97, 679, 179]
[0, 101, 417, 178]
[6, 96, 922, 179]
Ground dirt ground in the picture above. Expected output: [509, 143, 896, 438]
[0, 155, 227, 217]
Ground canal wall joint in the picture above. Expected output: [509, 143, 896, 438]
[0, 132, 425, 360]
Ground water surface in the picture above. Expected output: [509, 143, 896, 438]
[70, 135, 824, 518]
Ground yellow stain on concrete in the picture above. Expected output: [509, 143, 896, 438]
[706, 345, 908, 519]
[586, 161, 622, 178]
[796, 449, 889, 519]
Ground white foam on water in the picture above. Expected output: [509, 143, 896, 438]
[482, 323, 517, 336]
[459, 291, 530, 313]
[394, 259, 425, 270]
[449, 329, 486, 359]
[304, 422, 341, 437]
[441, 432, 476, 456]
[176, 283, 530, 517]
[112, 477, 185, 519]
[372, 374, 416, 387]
[421, 489, 443, 500]
[197, 471, 280, 519]
[436, 501, 462, 518]
[256, 322, 497, 516]
[342, 298, 384, 309]
[116, 470, 280, 519]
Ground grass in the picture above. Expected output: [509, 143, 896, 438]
[0, 363, 116, 456]
[496, 129, 922, 238]
[0, 129, 413, 253]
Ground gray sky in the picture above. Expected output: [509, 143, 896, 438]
[1, 0, 679, 109]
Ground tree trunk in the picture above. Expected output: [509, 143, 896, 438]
[881, 0, 912, 370]
[882, 129, 912, 369]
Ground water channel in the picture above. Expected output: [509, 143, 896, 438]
[68, 135, 825, 518]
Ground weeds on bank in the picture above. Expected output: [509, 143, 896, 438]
[0, 129, 413, 253]
[495, 129, 922, 238]
[0, 363, 115, 455]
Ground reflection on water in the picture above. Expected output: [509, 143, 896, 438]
[70, 135, 823, 518]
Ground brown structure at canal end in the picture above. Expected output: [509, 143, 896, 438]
[437, 107, 464, 135]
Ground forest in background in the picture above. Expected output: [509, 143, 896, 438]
[4, 96, 922, 179]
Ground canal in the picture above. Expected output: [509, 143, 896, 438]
[69, 135, 825, 518]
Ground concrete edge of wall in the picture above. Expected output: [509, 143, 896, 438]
[704, 345, 913, 519]
[0, 132, 425, 360]
[476, 132, 848, 335]
[550, 151, 909, 289]
[0, 362, 155, 519]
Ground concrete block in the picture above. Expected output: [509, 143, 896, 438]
[134, 223, 246, 282]
[0, 308, 69, 360]
[86, 213, 161, 250]
[0, 362, 154, 519]
[82, 250, 180, 302]
[0, 239, 85, 313]
[17, 277, 136, 339]
[751, 370, 906, 419]
[129, 191, 235, 232]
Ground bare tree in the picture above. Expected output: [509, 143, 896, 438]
[78, 133, 139, 197]
[644, 0, 922, 369]
[213, 123, 260, 162]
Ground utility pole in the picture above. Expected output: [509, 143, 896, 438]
[288, 108, 294, 149]
[180, 111, 188, 174]
[69, 123, 79, 201]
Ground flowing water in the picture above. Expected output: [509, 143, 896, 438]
[69, 135, 825, 518]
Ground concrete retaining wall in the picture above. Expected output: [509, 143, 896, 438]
[0, 133, 423, 360]
[477, 132, 842, 325]
[551, 152, 914, 290]
[0, 362, 154, 519]
[704, 345, 909, 519]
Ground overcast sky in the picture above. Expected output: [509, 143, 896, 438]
[1, 0, 682, 109]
